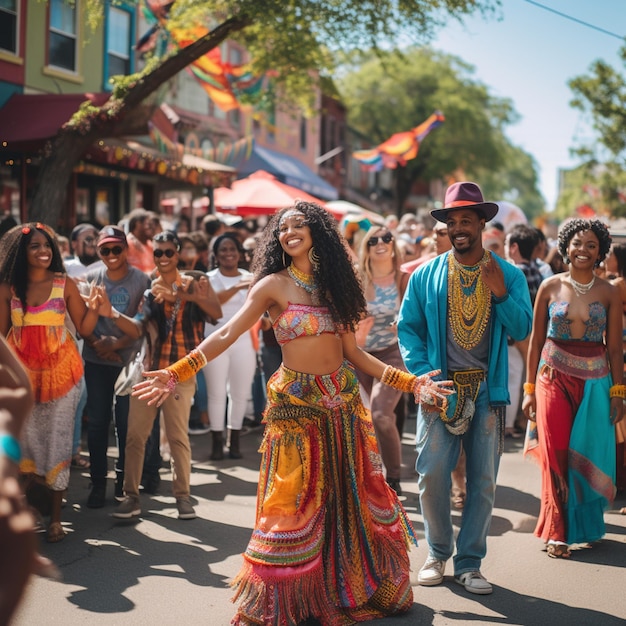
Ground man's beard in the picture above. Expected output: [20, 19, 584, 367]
[78, 254, 99, 266]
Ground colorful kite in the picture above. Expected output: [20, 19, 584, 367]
[352, 111, 445, 171]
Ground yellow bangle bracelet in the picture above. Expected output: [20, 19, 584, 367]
[166, 349, 208, 384]
[609, 384, 626, 399]
[523, 382, 536, 395]
[381, 365, 416, 394]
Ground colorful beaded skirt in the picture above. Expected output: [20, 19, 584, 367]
[231, 361, 417, 625]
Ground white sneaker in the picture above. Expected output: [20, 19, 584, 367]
[418, 556, 447, 586]
[454, 570, 493, 595]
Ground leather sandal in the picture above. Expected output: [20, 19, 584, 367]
[546, 543, 571, 559]
[46, 522, 67, 543]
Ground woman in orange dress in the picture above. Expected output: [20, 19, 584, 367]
[0, 223, 103, 542]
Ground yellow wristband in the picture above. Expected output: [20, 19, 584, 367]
[381, 365, 416, 394]
[609, 384, 626, 399]
[166, 348, 208, 384]
[523, 382, 535, 395]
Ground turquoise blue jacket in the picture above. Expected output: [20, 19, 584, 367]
[398, 251, 533, 406]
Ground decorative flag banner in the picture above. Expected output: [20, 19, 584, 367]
[353, 111, 445, 171]
[139, 2, 265, 112]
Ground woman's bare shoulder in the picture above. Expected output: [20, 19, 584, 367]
[537, 273, 564, 296]
[252, 272, 291, 303]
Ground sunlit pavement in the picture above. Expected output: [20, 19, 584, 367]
[13, 422, 626, 625]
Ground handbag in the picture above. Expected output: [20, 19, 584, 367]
[114, 338, 147, 396]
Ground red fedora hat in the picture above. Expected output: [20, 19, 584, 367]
[431, 181, 499, 223]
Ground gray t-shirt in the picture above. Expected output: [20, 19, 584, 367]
[82, 265, 150, 366]
[446, 315, 490, 373]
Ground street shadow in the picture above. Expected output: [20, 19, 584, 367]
[35, 431, 265, 616]
[38, 498, 252, 614]
[438, 583, 625, 625]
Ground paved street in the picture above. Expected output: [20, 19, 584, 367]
[12, 421, 626, 626]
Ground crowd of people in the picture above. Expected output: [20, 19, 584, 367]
[1, 186, 625, 624]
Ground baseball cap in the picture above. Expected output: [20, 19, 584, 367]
[97, 226, 127, 247]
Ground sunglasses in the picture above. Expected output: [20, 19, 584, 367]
[99, 245, 124, 257]
[83, 237, 96, 244]
[153, 248, 177, 258]
[367, 233, 394, 247]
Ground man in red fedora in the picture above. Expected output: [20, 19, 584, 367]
[398, 181, 533, 595]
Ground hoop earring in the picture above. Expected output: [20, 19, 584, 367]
[563, 255, 570, 264]
[282, 251, 288, 267]
[308, 247, 319, 268]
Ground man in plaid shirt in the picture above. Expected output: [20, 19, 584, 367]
[111, 231, 221, 520]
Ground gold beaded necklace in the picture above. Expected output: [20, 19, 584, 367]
[448, 251, 491, 350]
[287, 263, 320, 304]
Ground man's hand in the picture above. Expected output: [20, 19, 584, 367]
[481, 254, 507, 299]
[92, 336, 123, 363]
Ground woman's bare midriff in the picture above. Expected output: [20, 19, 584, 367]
[279, 333, 344, 375]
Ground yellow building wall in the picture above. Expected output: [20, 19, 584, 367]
[24, 0, 104, 95]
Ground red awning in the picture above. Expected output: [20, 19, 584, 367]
[0, 92, 110, 149]
[214, 170, 325, 213]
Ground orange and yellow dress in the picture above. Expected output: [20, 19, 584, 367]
[8, 273, 83, 490]
[231, 303, 416, 625]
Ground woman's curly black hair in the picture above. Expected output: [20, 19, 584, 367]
[0, 222, 65, 310]
[557, 218, 612, 265]
[251, 201, 367, 330]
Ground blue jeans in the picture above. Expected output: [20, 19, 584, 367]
[85, 361, 123, 484]
[415, 383, 501, 575]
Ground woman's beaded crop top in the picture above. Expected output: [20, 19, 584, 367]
[547, 301, 606, 342]
[272, 302, 339, 346]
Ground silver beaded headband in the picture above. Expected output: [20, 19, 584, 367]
[278, 209, 307, 227]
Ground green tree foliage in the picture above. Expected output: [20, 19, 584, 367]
[29, 0, 500, 224]
[338, 47, 543, 216]
[568, 45, 626, 216]
[476, 144, 544, 218]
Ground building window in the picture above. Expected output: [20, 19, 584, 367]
[49, 0, 77, 71]
[299, 117, 307, 151]
[0, 0, 18, 55]
[106, 6, 132, 84]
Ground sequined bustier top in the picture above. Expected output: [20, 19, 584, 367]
[272, 302, 338, 346]
[547, 300, 606, 342]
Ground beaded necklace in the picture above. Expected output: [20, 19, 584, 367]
[288, 263, 320, 304]
[448, 251, 491, 350]
[568, 273, 595, 297]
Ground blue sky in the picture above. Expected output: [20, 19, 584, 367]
[429, 0, 625, 211]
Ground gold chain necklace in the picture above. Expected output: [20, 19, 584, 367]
[287, 263, 320, 304]
[448, 251, 492, 350]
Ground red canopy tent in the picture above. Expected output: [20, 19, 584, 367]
[213, 170, 343, 220]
